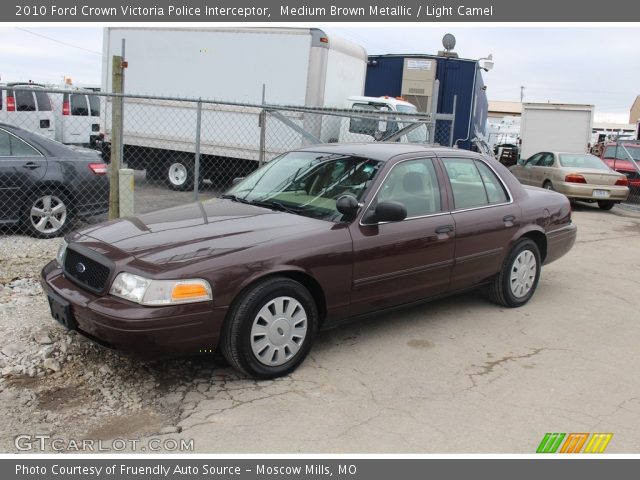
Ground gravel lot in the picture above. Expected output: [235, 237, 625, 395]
[1, 199, 639, 453]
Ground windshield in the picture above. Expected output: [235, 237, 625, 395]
[225, 152, 381, 222]
[603, 145, 640, 161]
[396, 104, 428, 143]
[559, 154, 609, 170]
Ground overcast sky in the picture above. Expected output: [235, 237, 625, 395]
[1, 26, 638, 124]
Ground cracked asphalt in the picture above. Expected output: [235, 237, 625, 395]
[2, 201, 640, 453]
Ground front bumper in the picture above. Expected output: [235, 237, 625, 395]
[40, 260, 227, 358]
[555, 182, 629, 201]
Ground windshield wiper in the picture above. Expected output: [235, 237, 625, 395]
[223, 194, 301, 215]
[221, 193, 252, 205]
[251, 199, 301, 215]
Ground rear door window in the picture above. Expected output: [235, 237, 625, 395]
[34, 91, 52, 111]
[70, 94, 89, 116]
[0, 129, 41, 156]
[88, 95, 100, 116]
[13, 90, 36, 111]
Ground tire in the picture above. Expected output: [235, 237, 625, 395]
[488, 238, 541, 308]
[24, 190, 72, 239]
[597, 201, 614, 211]
[543, 180, 554, 190]
[220, 277, 318, 379]
[165, 158, 195, 191]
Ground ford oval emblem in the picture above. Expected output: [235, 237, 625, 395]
[75, 262, 86, 274]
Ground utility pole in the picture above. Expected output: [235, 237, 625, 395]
[520, 86, 525, 103]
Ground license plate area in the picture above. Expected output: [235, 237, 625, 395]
[593, 189, 610, 198]
[47, 293, 77, 330]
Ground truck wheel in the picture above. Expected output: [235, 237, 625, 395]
[488, 238, 541, 308]
[166, 159, 194, 191]
[597, 201, 614, 211]
[220, 277, 318, 379]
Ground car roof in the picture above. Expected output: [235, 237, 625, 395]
[294, 142, 478, 161]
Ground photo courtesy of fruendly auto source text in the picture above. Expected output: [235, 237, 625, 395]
[0, 0, 639, 478]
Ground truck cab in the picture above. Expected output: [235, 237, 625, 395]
[339, 96, 428, 144]
[600, 141, 640, 188]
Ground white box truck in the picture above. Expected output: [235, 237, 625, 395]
[100, 27, 369, 190]
[519, 103, 594, 160]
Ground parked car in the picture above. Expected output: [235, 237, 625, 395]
[0, 123, 109, 238]
[600, 141, 640, 190]
[510, 151, 629, 210]
[52, 88, 101, 147]
[41, 143, 576, 378]
[0, 83, 56, 139]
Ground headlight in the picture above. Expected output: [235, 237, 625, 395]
[109, 272, 212, 306]
[56, 240, 68, 267]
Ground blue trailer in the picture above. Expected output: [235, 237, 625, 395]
[365, 54, 488, 150]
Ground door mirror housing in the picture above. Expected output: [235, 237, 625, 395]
[231, 177, 244, 186]
[336, 195, 359, 216]
[371, 201, 407, 223]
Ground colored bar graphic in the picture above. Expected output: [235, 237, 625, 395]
[584, 433, 613, 453]
[537, 433, 613, 453]
[536, 433, 565, 453]
[560, 433, 589, 453]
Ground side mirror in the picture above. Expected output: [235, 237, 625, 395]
[372, 201, 407, 223]
[231, 177, 244, 186]
[336, 195, 359, 216]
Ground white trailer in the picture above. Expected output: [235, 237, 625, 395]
[100, 27, 368, 190]
[519, 103, 594, 159]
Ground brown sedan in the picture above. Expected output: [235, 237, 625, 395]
[41, 144, 576, 378]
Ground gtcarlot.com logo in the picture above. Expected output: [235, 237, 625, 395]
[536, 433, 613, 453]
[14, 434, 194, 452]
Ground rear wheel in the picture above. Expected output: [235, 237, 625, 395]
[488, 238, 541, 308]
[597, 201, 614, 211]
[166, 159, 194, 191]
[220, 277, 318, 379]
[24, 190, 71, 238]
[543, 180, 554, 190]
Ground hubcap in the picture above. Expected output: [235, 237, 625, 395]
[509, 250, 537, 298]
[30, 195, 67, 234]
[168, 163, 188, 186]
[250, 296, 308, 367]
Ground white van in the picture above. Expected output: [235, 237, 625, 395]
[52, 88, 101, 146]
[0, 83, 56, 139]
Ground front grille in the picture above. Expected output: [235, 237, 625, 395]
[64, 248, 111, 293]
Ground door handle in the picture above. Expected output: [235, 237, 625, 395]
[503, 215, 516, 224]
[22, 162, 41, 170]
[435, 225, 454, 234]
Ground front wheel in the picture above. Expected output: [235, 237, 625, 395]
[220, 277, 318, 379]
[597, 200, 614, 211]
[488, 238, 541, 308]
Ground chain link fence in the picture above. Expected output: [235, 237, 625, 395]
[0, 85, 457, 238]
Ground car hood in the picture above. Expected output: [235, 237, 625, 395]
[73, 198, 329, 267]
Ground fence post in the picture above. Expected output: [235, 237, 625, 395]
[259, 84, 266, 167]
[450, 95, 457, 147]
[109, 55, 123, 220]
[429, 79, 439, 144]
[194, 99, 202, 201]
